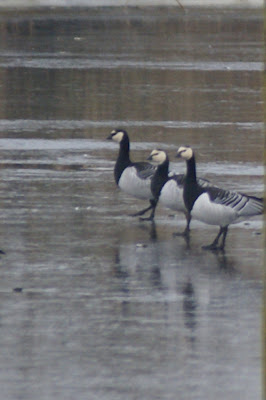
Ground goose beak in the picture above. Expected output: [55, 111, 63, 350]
[176, 150, 182, 158]
[106, 133, 113, 140]
[147, 155, 152, 161]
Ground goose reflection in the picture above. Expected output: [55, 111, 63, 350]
[111, 250, 130, 295]
[137, 220, 158, 241]
[208, 249, 236, 274]
[110, 222, 165, 294]
[182, 280, 197, 335]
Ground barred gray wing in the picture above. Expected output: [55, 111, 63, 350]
[197, 177, 211, 188]
[135, 162, 156, 180]
[207, 186, 263, 216]
[170, 174, 185, 187]
[170, 175, 210, 188]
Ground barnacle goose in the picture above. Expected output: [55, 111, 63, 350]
[176, 146, 263, 250]
[107, 129, 157, 219]
[148, 149, 210, 235]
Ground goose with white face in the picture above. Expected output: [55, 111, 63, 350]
[109, 129, 125, 143]
[176, 146, 193, 161]
[148, 149, 168, 165]
[147, 148, 190, 233]
[147, 147, 213, 236]
[107, 129, 157, 220]
[177, 145, 263, 250]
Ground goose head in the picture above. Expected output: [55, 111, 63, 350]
[147, 149, 168, 165]
[107, 129, 128, 143]
[176, 146, 193, 161]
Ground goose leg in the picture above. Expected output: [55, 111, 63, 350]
[173, 213, 191, 237]
[130, 203, 153, 217]
[183, 214, 191, 236]
[139, 200, 158, 221]
[130, 200, 156, 219]
[202, 226, 228, 251]
[219, 226, 228, 251]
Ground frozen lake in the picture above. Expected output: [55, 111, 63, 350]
[0, 0, 263, 8]
[0, 7, 263, 400]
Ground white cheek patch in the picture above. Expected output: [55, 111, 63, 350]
[186, 148, 193, 160]
[150, 151, 167, 165]
[178, 147, 193, 160]
[112, 131, 124, 143]
[156, 152, 166, 164]
[182, 148, 193, 160]
[149, 150, 160, 164]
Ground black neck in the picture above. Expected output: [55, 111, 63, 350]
[114, 135, 131, 184]
[184, 154, 202, 212]
[151, 158, 169, 200]
[186, 156, 197, 184]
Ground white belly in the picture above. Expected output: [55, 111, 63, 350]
[119, 167, 152, 200]
[192, 193, 237, 227]
[159, 180, 185, 212]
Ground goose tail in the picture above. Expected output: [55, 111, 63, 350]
[238, 194, 264, 217]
